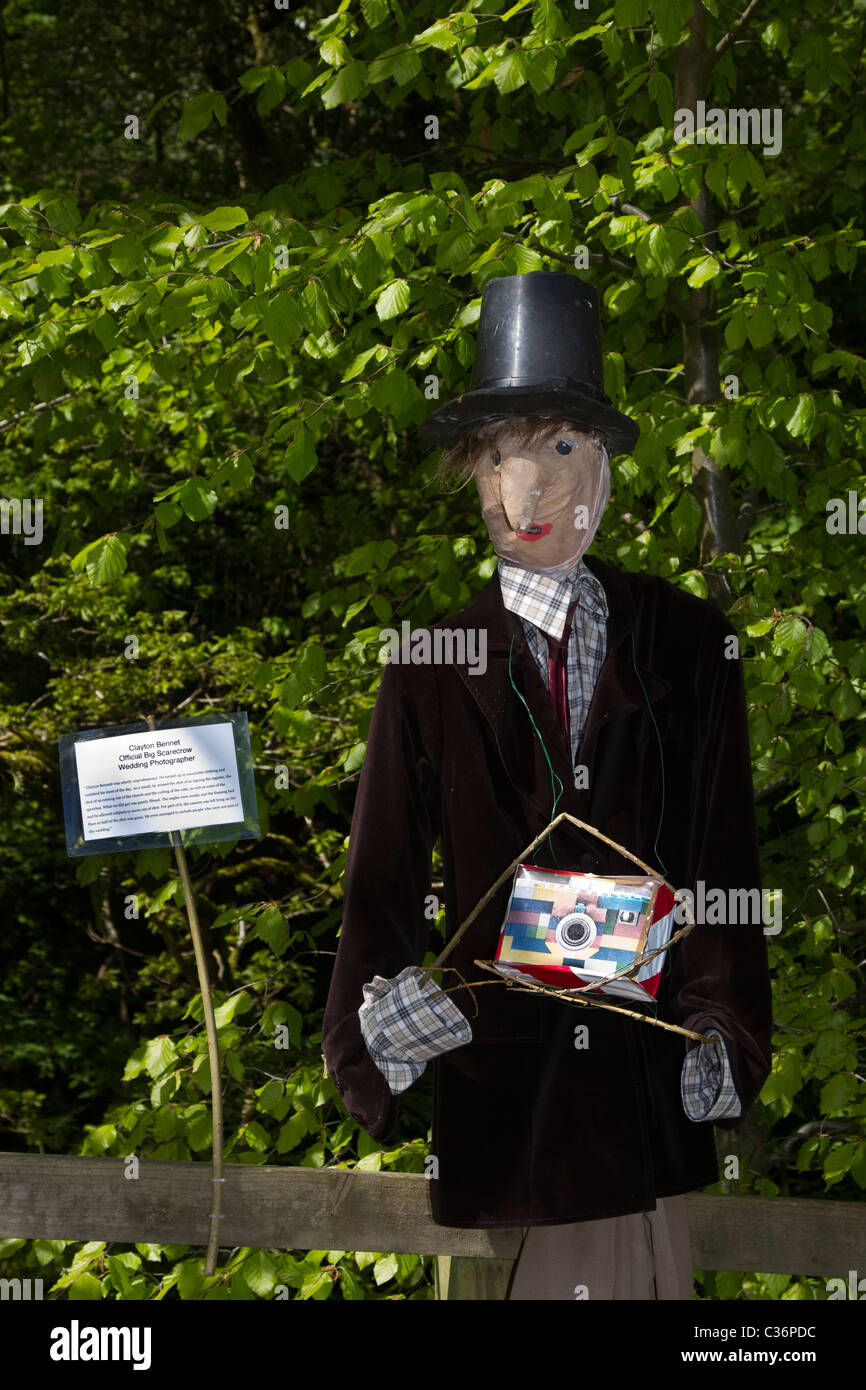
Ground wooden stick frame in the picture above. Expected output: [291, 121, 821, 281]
[417, 811, 718, 1047]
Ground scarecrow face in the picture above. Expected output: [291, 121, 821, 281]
[473, 419, 609, 572]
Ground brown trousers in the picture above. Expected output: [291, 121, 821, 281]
[506, 1195, 694, 1300]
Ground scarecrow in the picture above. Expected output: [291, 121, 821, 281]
[321, 272, 772, 1300]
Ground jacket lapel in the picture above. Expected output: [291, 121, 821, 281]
[578, 554, 672, 766]
[450, 554, 672, 822]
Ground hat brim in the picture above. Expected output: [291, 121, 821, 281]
[420, 386, 640, 456]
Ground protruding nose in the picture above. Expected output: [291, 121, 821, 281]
[498, 456, 541, 531]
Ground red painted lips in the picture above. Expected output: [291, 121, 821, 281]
[515, 523, 553, 541]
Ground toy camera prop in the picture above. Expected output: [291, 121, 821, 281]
[493, 864, 678, 1003]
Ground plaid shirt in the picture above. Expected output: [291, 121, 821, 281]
[681, 1029, 741, 1122]
[498, 557, 608, 781]
[359, 966, 473, 1094]
[357, 558, 742, 1125]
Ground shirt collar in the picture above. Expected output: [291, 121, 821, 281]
[497, 556, 608, 642]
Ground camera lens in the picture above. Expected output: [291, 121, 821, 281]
[555, 912, 596, 952]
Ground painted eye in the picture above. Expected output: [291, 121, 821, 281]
[555, 439, 573, 455]
[493, 449, 501, 466]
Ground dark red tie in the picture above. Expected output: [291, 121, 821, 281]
[547, 599, 578, 738]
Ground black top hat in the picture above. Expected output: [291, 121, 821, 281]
[420, 271, 639, 455]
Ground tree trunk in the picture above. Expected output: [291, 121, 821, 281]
[675, 3, 741, 599]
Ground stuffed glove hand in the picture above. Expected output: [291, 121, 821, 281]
[358, 965, 473, 1096]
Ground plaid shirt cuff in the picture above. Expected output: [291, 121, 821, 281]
[358, 966, 473, 1096]
[681, 1028, 742, 1122]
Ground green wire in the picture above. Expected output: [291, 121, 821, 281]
[629, 631, 668, 879]
[508, 635, 563, 865]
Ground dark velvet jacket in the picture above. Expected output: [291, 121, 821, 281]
[321, 555, 773, 1228]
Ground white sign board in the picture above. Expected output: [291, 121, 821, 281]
[73, 723, 244, 841]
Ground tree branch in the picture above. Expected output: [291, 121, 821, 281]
[609, 196, 651, 222]
[712, 0, 769, 67]
[536, 242, 633, 276]
[0, 392, 73, 432]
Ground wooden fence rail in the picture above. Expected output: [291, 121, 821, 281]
[1, 1152, 863, 1297]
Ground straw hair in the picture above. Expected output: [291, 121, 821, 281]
[432, 416, 607, 490]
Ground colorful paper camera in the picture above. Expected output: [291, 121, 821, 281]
[493, 864, 678, 1002]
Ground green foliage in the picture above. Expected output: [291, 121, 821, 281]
[1, 0, 864, 1299]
